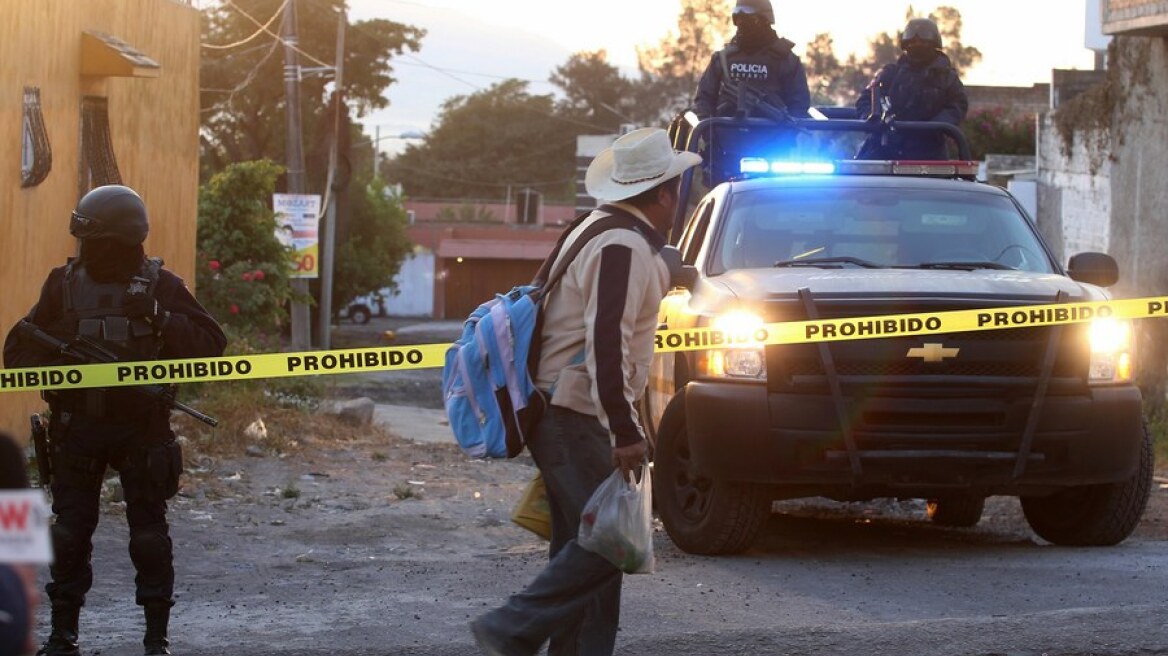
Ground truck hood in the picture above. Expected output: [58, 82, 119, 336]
[699, 268, 1108, 309]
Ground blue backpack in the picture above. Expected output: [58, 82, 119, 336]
[443, 207, 650, 459]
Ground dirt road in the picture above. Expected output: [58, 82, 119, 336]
[33, 317, 1168, 655]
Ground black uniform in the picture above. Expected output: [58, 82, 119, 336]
[692, 29, 811, 184]
[3, 258, 225, 628]
[693, 34, 810, 120]
[855, 51, 969, 160]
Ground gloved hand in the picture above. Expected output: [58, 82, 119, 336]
[124, 295, 170, 328]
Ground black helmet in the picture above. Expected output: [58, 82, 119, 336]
[70, 185, 149, 245]
[900, 17, 942, 50]
[733, 0, 774, 25]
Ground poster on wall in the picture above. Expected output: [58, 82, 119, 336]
[273, 193, 322, 279]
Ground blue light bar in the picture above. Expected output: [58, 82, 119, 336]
[738, 159, 837, 175]
[739, 158, 770, 174]
[800, 162, 836, 175]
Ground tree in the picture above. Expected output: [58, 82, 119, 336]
[634, 0, 733, 125]
[386, 80, 577, 202]
[804, 33, 847, 106]
[930, 6, 982, 76]
[331, 179, 412, 309]
[550, 50, 637, 133]
[804, 5, 980, 107]
[200, 0, 424, 182]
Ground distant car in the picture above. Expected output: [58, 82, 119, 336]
[338, 293, 385, 324]
[644, 114, 1152, 555]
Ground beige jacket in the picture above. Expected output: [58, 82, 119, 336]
[534, 203, 669, 448]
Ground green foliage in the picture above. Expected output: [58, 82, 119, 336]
[196, 160, 300, 334]
[331, 179, 413, 310]
[200, 0, 424, 179]
[635, 0, 732, 123]
[551, 51, 638, 134]
[387, 80, 577, 201]
[963, 107, 1036, 159]
[804, 5, 980, 107]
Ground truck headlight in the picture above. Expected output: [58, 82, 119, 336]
[698, 312, 767, 380]
[1088, 318, 1133, 383]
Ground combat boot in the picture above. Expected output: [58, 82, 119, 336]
[142, 603, 171, 655]
[36, 606, 81, 656]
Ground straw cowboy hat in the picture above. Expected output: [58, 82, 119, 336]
[585, 128, 702, 202]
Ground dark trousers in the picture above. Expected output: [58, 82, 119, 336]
[46, 413, 174, 611]
[476, 405, 623, 656]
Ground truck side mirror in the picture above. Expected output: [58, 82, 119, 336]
[1067, 252, 1119, 288]
[660, 246, 698, 291]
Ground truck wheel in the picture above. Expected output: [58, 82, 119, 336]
[349, 305, 371, 325]
[653, 394, 770, 555]
[926, 495, 986, 528]
[1020, 423, 1153, 546]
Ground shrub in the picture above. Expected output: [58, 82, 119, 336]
[196, 160, 305, 334]
[963, 107, 1036, 160]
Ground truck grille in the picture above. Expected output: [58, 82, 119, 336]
[766, 302, 1090, 391]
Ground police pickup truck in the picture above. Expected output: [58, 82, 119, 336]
[644, 113, 1152, 554]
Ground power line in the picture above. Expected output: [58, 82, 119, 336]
[202, 0, 289, 50]
[297, 0, 613, 132]
[223, 0, 333, 69]
[390, 161, 574, 189]
[200, 37, 282, 113]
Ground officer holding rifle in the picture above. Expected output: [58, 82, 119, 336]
[4, 185, 226, 656]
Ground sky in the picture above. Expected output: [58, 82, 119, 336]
[343, 0, 1105, 154]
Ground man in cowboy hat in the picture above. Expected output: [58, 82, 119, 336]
[470, 128, 700, 656]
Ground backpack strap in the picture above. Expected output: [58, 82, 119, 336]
[524, 205, 664, 394]
[536, 204, 661, 301]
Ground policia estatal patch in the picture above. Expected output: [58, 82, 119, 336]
[4, 297, 1168, 392]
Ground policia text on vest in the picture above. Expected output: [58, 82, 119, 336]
[4, 296, 1168, 393]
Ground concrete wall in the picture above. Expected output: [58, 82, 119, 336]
[965, 84, 1049, 116]
[1035, 113, 1112, 267]
[1104, 0, 1168, 35]
[1107, 36, 1168, 300]
[1041, 35, 1168, 405]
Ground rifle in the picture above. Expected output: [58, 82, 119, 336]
[734, 81, 793, 125]
[30, 413, 51, 488]
[14, 319, 218, 427]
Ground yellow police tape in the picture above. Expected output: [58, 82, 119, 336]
[3, 296, 1168, 394]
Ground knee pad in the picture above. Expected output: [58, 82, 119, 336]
[129, 525, 172, 572]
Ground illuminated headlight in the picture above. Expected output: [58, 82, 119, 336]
[1088, 318, 1133, 383]
[699, 312, 767, 380]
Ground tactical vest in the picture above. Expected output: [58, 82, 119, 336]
[49, 258, 165, 418]
[62, 257, 164, 359]
[715, 40, 798, 117]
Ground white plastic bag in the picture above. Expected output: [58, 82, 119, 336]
[578, 466, 654, 574]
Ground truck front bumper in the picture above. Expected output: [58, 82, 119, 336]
[684, 380, 1144, 495]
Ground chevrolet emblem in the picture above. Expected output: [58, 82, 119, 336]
[907, 343, 959, 363]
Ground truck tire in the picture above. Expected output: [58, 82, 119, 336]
[349, 305, 371, 325]
[1020, 423, 1153, 546]
[926, 495, 986, 528]
[653, 394, 770, 555]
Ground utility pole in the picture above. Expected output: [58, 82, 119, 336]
[317, 7, 345, 350]
[282, 0, 312, 351]
[373, 125, 380, 181]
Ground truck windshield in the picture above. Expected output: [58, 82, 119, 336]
[710, 187, 1054, 275]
